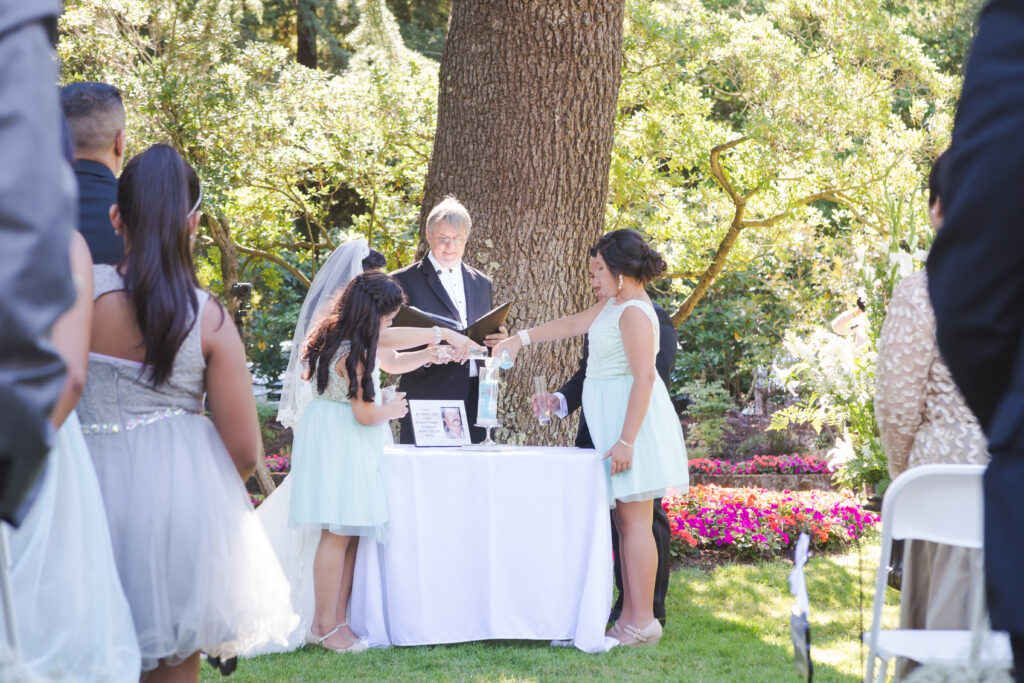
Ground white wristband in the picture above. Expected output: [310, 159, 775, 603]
[518, 329, 532, 347]
[432, 326, 442, 345]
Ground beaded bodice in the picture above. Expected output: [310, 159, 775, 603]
[313, 340, 382, 405]
[586, 298, 660, 379]
[78, 265, 208, 433]
[875, 270, 989, 476]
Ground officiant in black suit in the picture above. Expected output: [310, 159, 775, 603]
[532, 256, 677, 625]
[926, 1, 1024, 672]
[391, 196, 508, 444]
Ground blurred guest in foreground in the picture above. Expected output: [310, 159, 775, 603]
[926, 1, 1024, 678]
[0, 0, 76, 526]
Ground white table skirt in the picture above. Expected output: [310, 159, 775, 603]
[349, 445, 617, 653]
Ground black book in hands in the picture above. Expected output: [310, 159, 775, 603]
[393, 301, 512, 345]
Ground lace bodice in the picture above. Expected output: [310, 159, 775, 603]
[586, 298, 660, 379]
[78, 265, 209, 432]
[313, 340, 382, 405]
[875, 270, 988, 477]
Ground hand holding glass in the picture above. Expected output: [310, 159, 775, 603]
[533, 376, 550, 423]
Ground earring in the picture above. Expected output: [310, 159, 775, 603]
[618, 274, 623, 290]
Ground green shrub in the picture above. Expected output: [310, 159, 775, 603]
[679, 379, 734, 458]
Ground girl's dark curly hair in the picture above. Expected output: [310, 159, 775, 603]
[301, 270, 405, 402]
[589, 228, 667, 284]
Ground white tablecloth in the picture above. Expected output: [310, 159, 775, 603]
[349, 445, 617, 653]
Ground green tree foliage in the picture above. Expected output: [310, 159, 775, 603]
[611, 0, 959, 328]
[60, 0, 438, 379]
[238, 0, 449, 70]
[57, 0, 979, 399]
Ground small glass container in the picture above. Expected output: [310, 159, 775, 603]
[533, 376, 550, 424]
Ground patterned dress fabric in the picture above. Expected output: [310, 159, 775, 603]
[875, 269, 989, 634]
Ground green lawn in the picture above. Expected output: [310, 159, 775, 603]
[205, 538, 898, 682]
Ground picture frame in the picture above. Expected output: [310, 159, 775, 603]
[408, 399, 472, 447]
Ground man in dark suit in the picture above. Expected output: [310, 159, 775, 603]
[391, 196, 507, 444]
[532, 257, 677, 625]
[60, 81, 126, 265]
[926, 1, 1024, 675]
[0, 0, 77, 522]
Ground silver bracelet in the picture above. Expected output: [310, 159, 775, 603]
[518, 329, 532, 347]
[432, 326, 442, 345]
[618, 438, 634, 448]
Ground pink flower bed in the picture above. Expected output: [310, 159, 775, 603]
[663, 485, 877, 559]
[265, 452, 291, 473]
[689, 454, 833, 476]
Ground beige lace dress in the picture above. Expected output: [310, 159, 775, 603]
[875, 269, 989, 638]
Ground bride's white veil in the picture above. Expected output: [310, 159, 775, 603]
[276, 239, 370, 429]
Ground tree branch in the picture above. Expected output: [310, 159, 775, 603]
[741, 189, 841, 228]
[709, 136, 749, 205]
[235, 244, 312, 289]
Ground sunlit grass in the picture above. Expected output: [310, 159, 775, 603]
[204, 537, 898, 682]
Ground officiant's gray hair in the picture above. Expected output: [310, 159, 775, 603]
[425, 196, 472, 237]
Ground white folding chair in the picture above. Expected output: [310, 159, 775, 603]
[863, 464, 1013, 682]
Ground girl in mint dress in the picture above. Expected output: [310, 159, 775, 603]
[494, 229, 687, 649]
[289, 270, 479, 654]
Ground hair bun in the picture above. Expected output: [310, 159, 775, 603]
[639, 246, 667, 282]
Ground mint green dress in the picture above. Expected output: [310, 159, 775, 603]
[582, 298, 689, 507]
[289, 342, 390, 542]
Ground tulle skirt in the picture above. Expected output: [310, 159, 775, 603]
[583, 375, 689, 507]
[85, 413, 298, 671]
[289, 399, 390, 543]
[8, 411, 140, 682]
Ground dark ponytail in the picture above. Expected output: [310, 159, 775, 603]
[117, 144, 202, 386]
[589, 229, 667, 284]
[302, 271, 405, 402]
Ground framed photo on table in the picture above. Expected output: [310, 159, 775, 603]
[408, 400, 471, 447]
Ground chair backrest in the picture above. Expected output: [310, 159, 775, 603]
[881, 463, 986, 549]
[865, 464, 989, 683]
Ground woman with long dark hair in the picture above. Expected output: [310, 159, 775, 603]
[77, 144, 296, 681]
[494, 229, 688, 647]
[287, 270, 480, 653]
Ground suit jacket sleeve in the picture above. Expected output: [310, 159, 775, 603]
[654, 304, 678, 389]
[927, 0, 1024, 450]
[0, 14, 76, 521]
[557, 340, 588, 415]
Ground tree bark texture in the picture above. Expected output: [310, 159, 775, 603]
[419, 0, 625, 445]
[296, 0, 318, 69]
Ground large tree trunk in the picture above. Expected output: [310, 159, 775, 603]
[419, 0, 625, 445]
[296, 0, 318, 69]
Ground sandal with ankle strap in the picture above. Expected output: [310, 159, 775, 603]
[305, 622, 369, 654]
[618, 619, 663, 647]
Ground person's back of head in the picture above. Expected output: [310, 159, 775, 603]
[302, 271, 405, 403]
[115, 144, 202, 386]
[60, 81, 126, 173]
